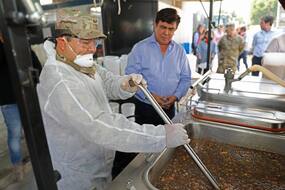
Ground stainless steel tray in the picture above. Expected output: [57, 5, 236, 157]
[192, 101, 285, 132]
[198, 74, 285, 112]
[145, 122, 285, 190]
[106, 113, 285, 190]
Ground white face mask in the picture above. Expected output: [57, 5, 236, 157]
[73, 54, 94, 67]
[64, 38, 95, 67]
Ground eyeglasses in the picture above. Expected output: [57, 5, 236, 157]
[75, 38, 103, 48]
[64, 36, 104, 49]
[77, 38, 96, 47]
[95, 39, 104, 48]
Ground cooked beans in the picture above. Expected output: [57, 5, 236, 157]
[154, 139, 285, 190]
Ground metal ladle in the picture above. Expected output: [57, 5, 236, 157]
[129, 80, 220, 190]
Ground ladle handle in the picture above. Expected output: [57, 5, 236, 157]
[191, 70, 212, 89]
[131, 81, 220, 190]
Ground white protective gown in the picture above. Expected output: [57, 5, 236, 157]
[37, 41, 167, 190]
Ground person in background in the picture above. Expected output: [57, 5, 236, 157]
[214, 24, 224, 44]
[0, 32, 40, 184]
[196, 30, 217, 74]
[217, 23, 245, 74]
[251, 15, 275, 76]
[126, 8, 191, 125]
[266, 32, 285, 52]
[0, 32, 24, 182]
[121, 8, 191, 177]
[192, 24, 206, 55]
[37, 9, 190, 190]
[237, 26, 249, 70]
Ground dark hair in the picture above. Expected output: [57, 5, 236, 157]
[54, 35, 72, 47]
[281, 1, 285, 10]
[262, 15, 274, 26]
[225, 23, 235, 28]
[197, 24, 205, 30]
[240, 26, 246, 32]
[155, 8, 180, 27]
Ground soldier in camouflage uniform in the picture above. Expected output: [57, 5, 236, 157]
[37, 9, 189, 190]
[217, 24, 245, 74]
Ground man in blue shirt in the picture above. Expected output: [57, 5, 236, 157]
[125, 8, 191, 125]
[251, 15, 275, 76]
[113, 8, 191, 179]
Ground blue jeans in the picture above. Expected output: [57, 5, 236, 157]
[1, 104, 22, 165]
[238, 50, 248, 70]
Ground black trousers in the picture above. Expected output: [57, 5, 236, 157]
[112, 98, 175, 179]
[197, 67, 209, 75]
[134, 97, 175, 125]
[251, 56, 263, 76]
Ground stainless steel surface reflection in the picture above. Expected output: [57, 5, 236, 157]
[192, 101, 285, 132]
[198, 74, 285, 112]
[144, 119, 285, 190]
[107, 113, 285, 190]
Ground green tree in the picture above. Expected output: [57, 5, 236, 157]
[251, 0, 278, 25]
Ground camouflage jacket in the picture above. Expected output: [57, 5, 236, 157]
[217, 35, 245, 73]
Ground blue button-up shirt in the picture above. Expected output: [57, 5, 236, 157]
[125, 34, 191, 104]
[252, 30, 275, 57]
[197, 40, 217, 63]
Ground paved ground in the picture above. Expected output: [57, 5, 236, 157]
[0, 112, 8, 157]
[0, 112, 36, 190]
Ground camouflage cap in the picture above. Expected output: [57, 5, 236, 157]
[56, 9, 106, 39]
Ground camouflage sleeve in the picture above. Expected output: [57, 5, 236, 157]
[239, 37, 245, 53]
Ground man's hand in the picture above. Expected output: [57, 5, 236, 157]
[121, 74, 147, 93]
[162, 96, 177, 109]
[151, 93, 166, 108]
[151, 94, 177, 110]
[164, 123, 190, 148]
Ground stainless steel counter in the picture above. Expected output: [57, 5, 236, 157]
[106, 73, 285, 190]
[198, 74, 285, 112]
[106, 112, 285, 190]
[192, 101, 285, 132]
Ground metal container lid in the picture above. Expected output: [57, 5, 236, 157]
[192, 101, 285, 133]
[198, 74, 285, 112]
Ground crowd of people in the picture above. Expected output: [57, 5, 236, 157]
[192, 15, 284, 75]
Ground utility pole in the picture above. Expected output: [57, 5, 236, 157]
[206, 0, 214, 72]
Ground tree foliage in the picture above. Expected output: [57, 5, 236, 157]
[251, 0, 278, 25]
